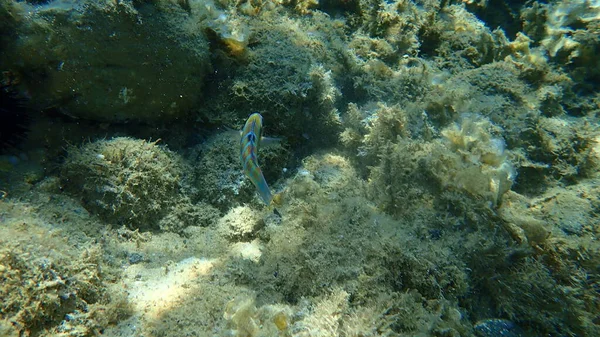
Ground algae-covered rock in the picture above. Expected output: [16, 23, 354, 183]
[0, 220, 131, 337]
[0, 0, 210, 123]
[499, 191, 549, 246]
[365, 112, 516, 218]
[189, 131, 288, 210]
[189, 132, 250, 210]
[60, 137, 188, 230]
[218, 205, 262, 241]
[205, 11, 346, 148]
[158, 200, 221, 234]
[427, 5, 498, 68]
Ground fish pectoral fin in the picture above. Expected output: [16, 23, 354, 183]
[220, 129, 241, 140]
[260, 136, 283, 148]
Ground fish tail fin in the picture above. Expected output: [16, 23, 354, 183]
[254, 172, 273, 206]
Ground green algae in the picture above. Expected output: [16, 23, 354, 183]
[0, 0, 599, 336]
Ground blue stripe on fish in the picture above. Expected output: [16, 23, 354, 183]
[240, 113, 273, 206]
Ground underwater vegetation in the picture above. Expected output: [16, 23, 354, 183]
[0, 0, 599, 336]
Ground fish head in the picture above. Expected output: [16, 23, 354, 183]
[241, 112, 263, 143]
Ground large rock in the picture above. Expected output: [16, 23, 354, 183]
[0, 0, 210, 123]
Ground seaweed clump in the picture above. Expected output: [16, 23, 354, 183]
[60, 137, 189, 231]
[435, 114, 517, 206]
[363, 109, 516, 217]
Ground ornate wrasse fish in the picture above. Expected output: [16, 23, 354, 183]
[240, 113, 273, 206]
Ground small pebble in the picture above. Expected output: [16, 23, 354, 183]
[128, 252, 145, 264]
